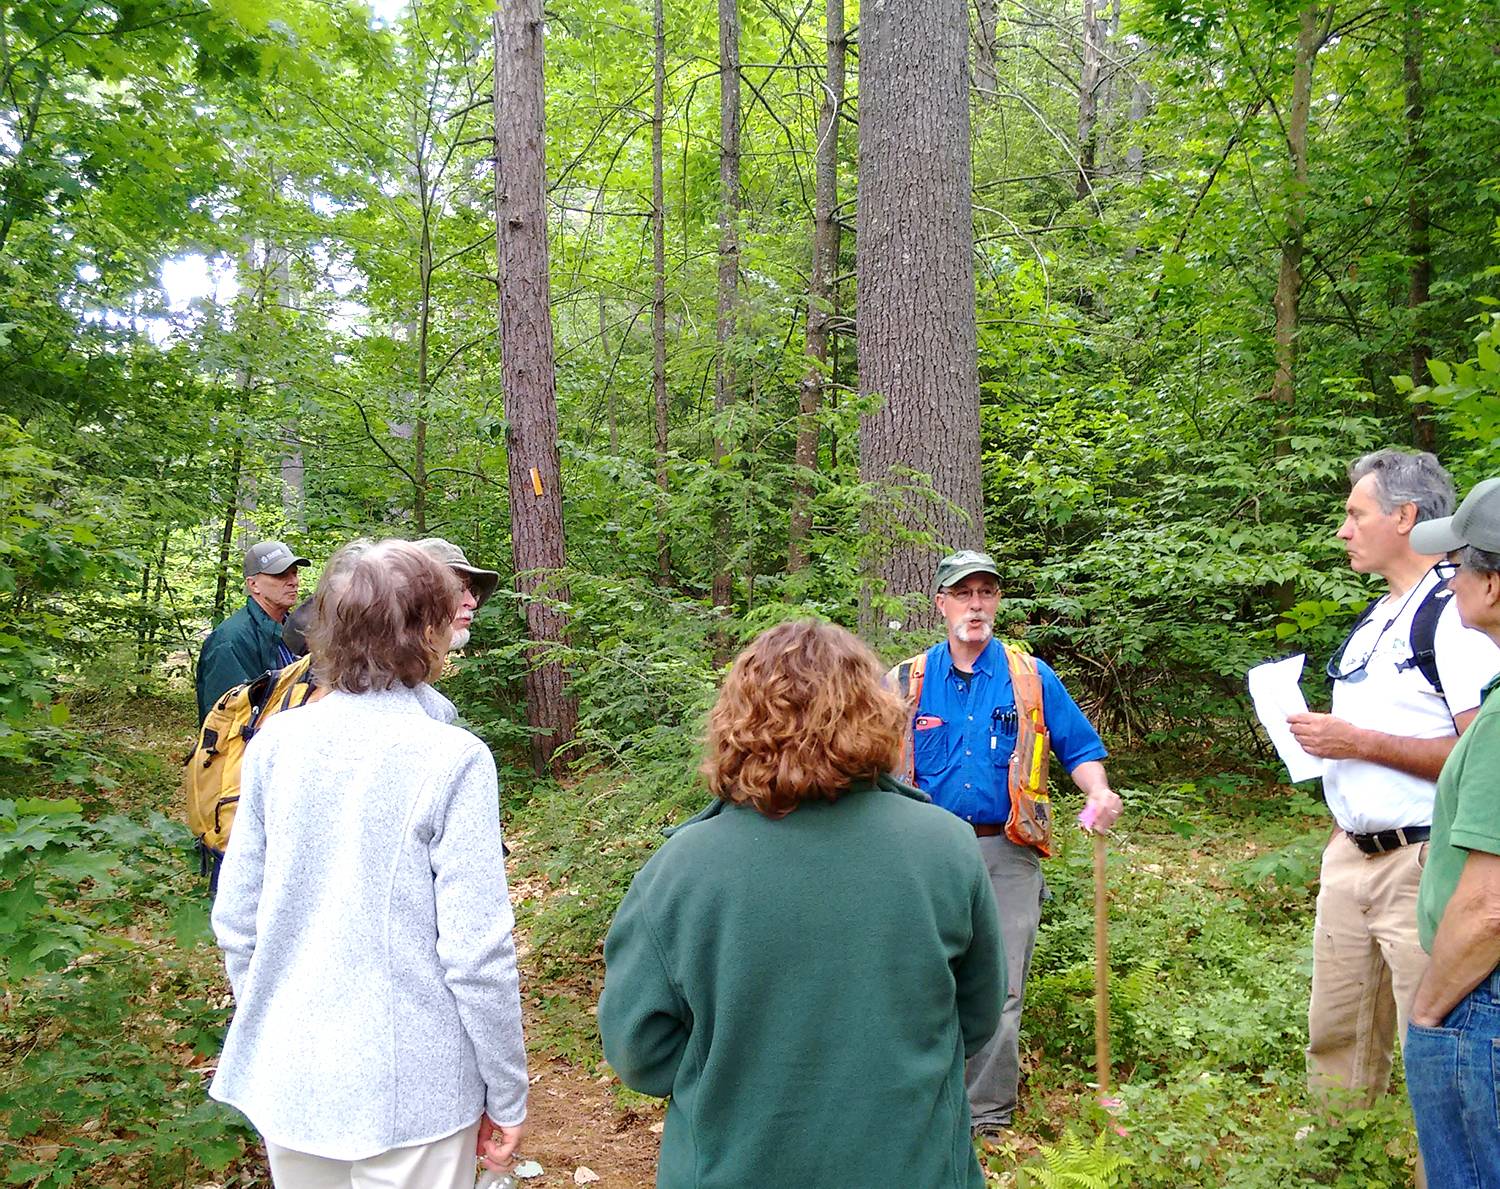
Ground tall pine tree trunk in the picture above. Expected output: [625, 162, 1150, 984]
[493, 0, 577, 774]
[858, 0, 984, 625]
[788, 0, 845, 573]
[711, 0, 740, 611]
[653, 0, 671, 586]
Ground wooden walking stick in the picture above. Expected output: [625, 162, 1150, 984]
[1092, 828, 1111, 1095]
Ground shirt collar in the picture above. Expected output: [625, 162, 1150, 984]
[246, 596, 285, 637]
[323, 683, 458, 724]
[937, 636, 999, 678]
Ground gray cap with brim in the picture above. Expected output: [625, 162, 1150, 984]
[244, 540, 311, 577]
[1410, 476, 1500, 555]
[414, 537, 501, 609]
[934, 549, 1001, 593]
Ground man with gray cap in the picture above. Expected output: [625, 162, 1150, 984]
[415, 538, 500, 651]
[889, 549, 1122, 1136]
[196, 540, 310, 722]
[1402, 476, 1500, 1182]
[1287, 450, 1500, 1144]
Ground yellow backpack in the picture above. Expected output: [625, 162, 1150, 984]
[184, 655, 317, 857]
[887, 644, 1054, 855]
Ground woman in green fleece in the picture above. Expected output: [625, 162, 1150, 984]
[599, 620, 1005, 1188]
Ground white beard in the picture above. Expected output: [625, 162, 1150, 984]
[955, 620, 993, 644]
[449, 627, 471, 651]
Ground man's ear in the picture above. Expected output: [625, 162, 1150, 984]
[1485, 569, 1500, 609]
[1395, 501, 1420, 535]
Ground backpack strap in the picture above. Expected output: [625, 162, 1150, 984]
[888, 650, 929, 785]
[277, 655, 318, 713]
[1397, 574, 1455, 698]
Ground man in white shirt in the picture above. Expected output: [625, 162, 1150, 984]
[1289, 450, 1500, 1129]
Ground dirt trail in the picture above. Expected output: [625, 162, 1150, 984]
[514, 1052, 660, 1188]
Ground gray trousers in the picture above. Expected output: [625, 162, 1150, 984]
[967, 833, 1046, 1129]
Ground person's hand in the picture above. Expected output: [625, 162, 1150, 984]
[477, 1116, 525, 1171]
[1286, 712, 1366, 760]
[1080, 787, 1122, 833]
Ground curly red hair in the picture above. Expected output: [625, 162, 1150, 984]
[701, 620, 904, 818]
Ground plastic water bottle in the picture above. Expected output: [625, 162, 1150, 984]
[476, 1172, 519, 1189]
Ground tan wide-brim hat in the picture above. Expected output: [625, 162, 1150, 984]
[414, 537, 501, 609]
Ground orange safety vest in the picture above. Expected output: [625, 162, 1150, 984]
[887, 644, 1054, 856]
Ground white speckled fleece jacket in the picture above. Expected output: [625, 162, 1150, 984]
[210, 683, 527, 1161]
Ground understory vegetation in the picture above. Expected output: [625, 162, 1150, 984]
[0, 673, 1421, 1187]
[5, 0, 1500, 1183]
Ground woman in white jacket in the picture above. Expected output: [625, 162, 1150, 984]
[211, 539, 526, 1188]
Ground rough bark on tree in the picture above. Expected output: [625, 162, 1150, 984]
[493, 0, 578, 774]
[857, 0, 985, 625]
[652, 0, 671, 586]
[788, 0, 845, 573]
[712, 0, 740, 611]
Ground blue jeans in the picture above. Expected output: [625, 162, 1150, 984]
[1405, 966, 1500, 1187]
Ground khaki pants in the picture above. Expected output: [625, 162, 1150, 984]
[266, 1120, 480, 1189]
[1307, 831, 1429, 1186]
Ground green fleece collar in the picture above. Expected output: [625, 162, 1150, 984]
[663, 773, 930, 836]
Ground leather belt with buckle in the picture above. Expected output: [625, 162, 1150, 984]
[1347, 826, 1431, 856]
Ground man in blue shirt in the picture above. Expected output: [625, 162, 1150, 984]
[908, 549, 1122, 1136]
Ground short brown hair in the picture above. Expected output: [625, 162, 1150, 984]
[307, 539, 461, 693]
[701, 620, 904, 818]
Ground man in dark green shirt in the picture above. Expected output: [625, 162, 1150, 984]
[195, 540, 309, 722]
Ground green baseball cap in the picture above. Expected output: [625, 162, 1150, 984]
[414, 537, 500, 609]
[934, 549, 1001, 593]
[1410, 477, 1500, 555]
[243, 540, 310, 577]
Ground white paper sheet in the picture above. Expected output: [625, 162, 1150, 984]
[1247, 654, 1326, 784]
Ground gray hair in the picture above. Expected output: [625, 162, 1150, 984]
[315, 537, 377, 603]
[1348, 449, 1454, 524]
[1462, 546, 1500, 578]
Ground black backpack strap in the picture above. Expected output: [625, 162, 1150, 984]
[896, 661, 913, 701]
[1398, 578, 1454, 696]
